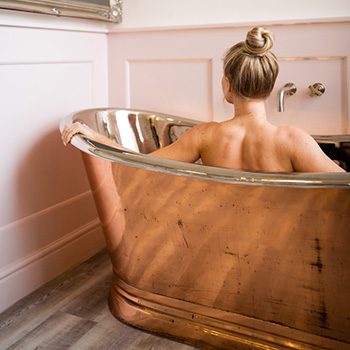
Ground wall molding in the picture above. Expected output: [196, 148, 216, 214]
[0, 218, 105, 312]
[108, 17, 350, 34]
[0, 190, 92, 233]
[1, 4, 349, 34]
[0, 189, 106, 314]
[0, 218, 101, 281]
[0, 189, 100, 267]
[125, 58, 214, 119]
[0, 60, 93, 66]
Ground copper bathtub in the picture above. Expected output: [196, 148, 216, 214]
[60, 108, 350, 350]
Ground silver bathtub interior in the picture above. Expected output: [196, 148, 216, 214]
[61, 108, 350, 188]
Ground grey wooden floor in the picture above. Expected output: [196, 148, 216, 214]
[0, 250, 199, 350]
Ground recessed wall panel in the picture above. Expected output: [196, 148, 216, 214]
[128, 59, 212, 121]
[266, 57, 346, 134]
[0, 62, 93, 227]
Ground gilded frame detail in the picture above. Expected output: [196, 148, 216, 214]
[0, 0, 122, 23]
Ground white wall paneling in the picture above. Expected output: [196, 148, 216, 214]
[267, 56, 347, 134]
[108, 27, 240, 122]
[109, 22, 350, 134]
[0, 18, 108, 312]
[0, 215, 103, 313]
[127, 59, 213, 121]
[0, 61, 92, 225]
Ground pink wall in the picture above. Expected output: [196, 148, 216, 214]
[108, 21, 350, 135]
[0, 11, 108, 312]
[118, 0, 350, 29]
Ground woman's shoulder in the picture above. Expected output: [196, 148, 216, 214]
[275, 124, 313, 144]
[191, 121, 220, 136]
[196, 121, 220, 129]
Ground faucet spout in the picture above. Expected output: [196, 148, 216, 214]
[278, 83, 297, 112]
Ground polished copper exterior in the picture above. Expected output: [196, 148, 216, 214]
[61, 108, 350, 350]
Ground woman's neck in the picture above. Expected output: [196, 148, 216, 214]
[231, 96, 267, 121]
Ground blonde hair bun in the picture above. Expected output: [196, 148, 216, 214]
[223, 26, 279, 99]
[244, 27, 274, 56]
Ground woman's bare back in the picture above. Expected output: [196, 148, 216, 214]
[149, 114, 344, 173]
[200, 119, 294, 172]
[196, 118, 344, 173]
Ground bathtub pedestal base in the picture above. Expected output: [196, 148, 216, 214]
[108, 275, 348, 350]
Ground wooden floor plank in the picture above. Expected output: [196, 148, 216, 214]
[0, 251, 111, 349]
[61, 273, 112, 322]
[7, 312, 95, 350]
[68, 318, 136, 350]
[0, 249, 200, 350]
[132, 333, 197, 350]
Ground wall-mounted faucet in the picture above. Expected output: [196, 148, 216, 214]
[278, 83, 297, 112]
[309, 83, 325, 96]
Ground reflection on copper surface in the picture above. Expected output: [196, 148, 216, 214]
[61, 108, 350, 350]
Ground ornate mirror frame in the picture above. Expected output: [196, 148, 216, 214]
[0, 0, 122, 23]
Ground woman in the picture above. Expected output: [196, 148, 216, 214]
[62, 26, 344, 173]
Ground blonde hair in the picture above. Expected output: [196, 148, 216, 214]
[223, 26, 279, 99]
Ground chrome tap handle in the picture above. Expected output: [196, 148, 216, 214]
[278, 83, 297, 112]
[309, 83, 325, 96]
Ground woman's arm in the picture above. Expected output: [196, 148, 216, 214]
[62, 122, 205, 163]
[62, 122, 117, 148]
[149, 124, 206, 163]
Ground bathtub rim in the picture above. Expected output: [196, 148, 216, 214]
[60, 107, 350, 189]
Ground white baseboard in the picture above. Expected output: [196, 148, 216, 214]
[0, 220, 106, 313]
